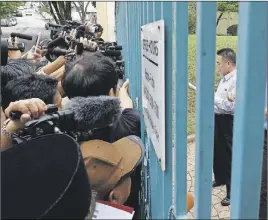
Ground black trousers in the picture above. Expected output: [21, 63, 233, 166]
[259, 129, 267, 219]
[213, 114, 234, 198]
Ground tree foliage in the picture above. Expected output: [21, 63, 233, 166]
[48, 1, 72, 24]
[217, 2, 238, 26]
[72, 2, 91, 23]
[0, 2, 24, 18]
[188, 1, 239, 34]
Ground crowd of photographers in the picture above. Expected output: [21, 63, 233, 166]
[0, 21, 194, 219]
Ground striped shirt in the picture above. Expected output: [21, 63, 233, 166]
[214, 70, 237, 115]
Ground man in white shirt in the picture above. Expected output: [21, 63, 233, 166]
[213, 48, 237, 206]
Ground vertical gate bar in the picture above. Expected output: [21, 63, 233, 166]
[128, 2, 133, 98]
[125, 2, 130, 81]
[154, 2, 161, 21]
[231, 2, 267, 219]
[194, 2, 217, 219]
[162, 2, 173, 218]
[173, 2, 189, 218]
[148, 2, 153, 22]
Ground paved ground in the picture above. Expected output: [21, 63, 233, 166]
[186, 142, 231, 219]
[1, 11, 50, 53]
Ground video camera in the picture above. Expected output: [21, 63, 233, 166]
[9, 96, 121, 143]
[1, 32, 32, 66]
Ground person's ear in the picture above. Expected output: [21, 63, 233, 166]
[108, 88, 116, 97]
[108, 191, 118, 204]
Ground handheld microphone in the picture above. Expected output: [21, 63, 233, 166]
[100, 50, 121, 57]
[10, 33, 33, 41]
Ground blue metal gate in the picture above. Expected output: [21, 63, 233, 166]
[115, 2, 267, 219]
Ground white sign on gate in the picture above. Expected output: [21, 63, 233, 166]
[141, 20, 165, 171]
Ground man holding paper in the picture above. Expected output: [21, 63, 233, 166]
[212, 48, 237, 206]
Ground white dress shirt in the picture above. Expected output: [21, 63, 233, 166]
[214, 69, 237, 115]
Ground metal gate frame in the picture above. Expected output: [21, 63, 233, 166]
[115, 2, 267, 219]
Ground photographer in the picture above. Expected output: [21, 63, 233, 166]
[62, 52, 140, 142]
[1, 98, 47, 151]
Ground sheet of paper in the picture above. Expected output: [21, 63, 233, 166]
[93, 202, 135, 219]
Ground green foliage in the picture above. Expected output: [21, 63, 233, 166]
[227, 24, 238, 36]
[188, 2, 196, 34]
[187, 35, 237, 134]
[39, 7, 51, 14]
[0, 2, 23, 18]
[217, 2, 239, 12]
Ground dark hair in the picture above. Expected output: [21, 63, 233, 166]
[1, 74, 58, 110]
[217, 48, 236, 65]
[1, 59, 35, 91]
[95, 24, 103, 33]
[62, 52, 118, 98]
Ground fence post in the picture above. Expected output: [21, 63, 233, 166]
[231, 2, 267, 219]
[194, 2, 217, 219]
[173, 2, 189, 218]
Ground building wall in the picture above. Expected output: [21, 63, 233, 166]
[217, 12, 238, 35]
[96, 2, 116, 41]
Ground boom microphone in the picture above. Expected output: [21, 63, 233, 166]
[10, 33, 32, 41]
[63, 96, 121, 130]
[11, 96, 121, 133]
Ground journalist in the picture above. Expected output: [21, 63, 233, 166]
[62, 52, 140, 142]
[1, 59, 35, 91]
[1, 74, 62, 112]
[1, 98, 47, 151]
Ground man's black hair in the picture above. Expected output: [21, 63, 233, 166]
[62, 52, 118, 98]
[1, 59, 35, 91]
[217, 48, 236, 65]
[1, 74, 58, 110]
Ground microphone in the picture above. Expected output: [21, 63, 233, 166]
[100, 50, 121, 57]
[63, 96, 121, 130]
[10, 96, 121, 134]
[78, 26, 86, 31]
[49, 48, 69, 56]
[47, 37, 66, 49]
[108, 45, 122, 50]
[10, 33, 33, 41]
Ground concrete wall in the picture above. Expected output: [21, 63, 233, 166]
[96, 2, 116, 42]
[217, 12, 238, 35]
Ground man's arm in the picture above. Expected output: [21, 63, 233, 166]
[214, 96, 235, 114]
[1, 99, 47, 151]
[118, 79, 133, 109]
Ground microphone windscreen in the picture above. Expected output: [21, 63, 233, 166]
[63, 96, 121, 130]
[10, 32, 33, 40]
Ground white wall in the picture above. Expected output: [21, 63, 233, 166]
[96, 2, 116, 42]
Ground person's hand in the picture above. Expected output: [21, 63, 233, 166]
[118, 79, 133, 109]
[8, 50, 22, 59]
[4, 98, 47, 132]
[8, 37, 22, 59]
[227, 91, 236, 102]
[119, 79, 130, 94]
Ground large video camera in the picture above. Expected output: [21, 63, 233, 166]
[9, 96, 121, 143]
[1, 32, 32, 66]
